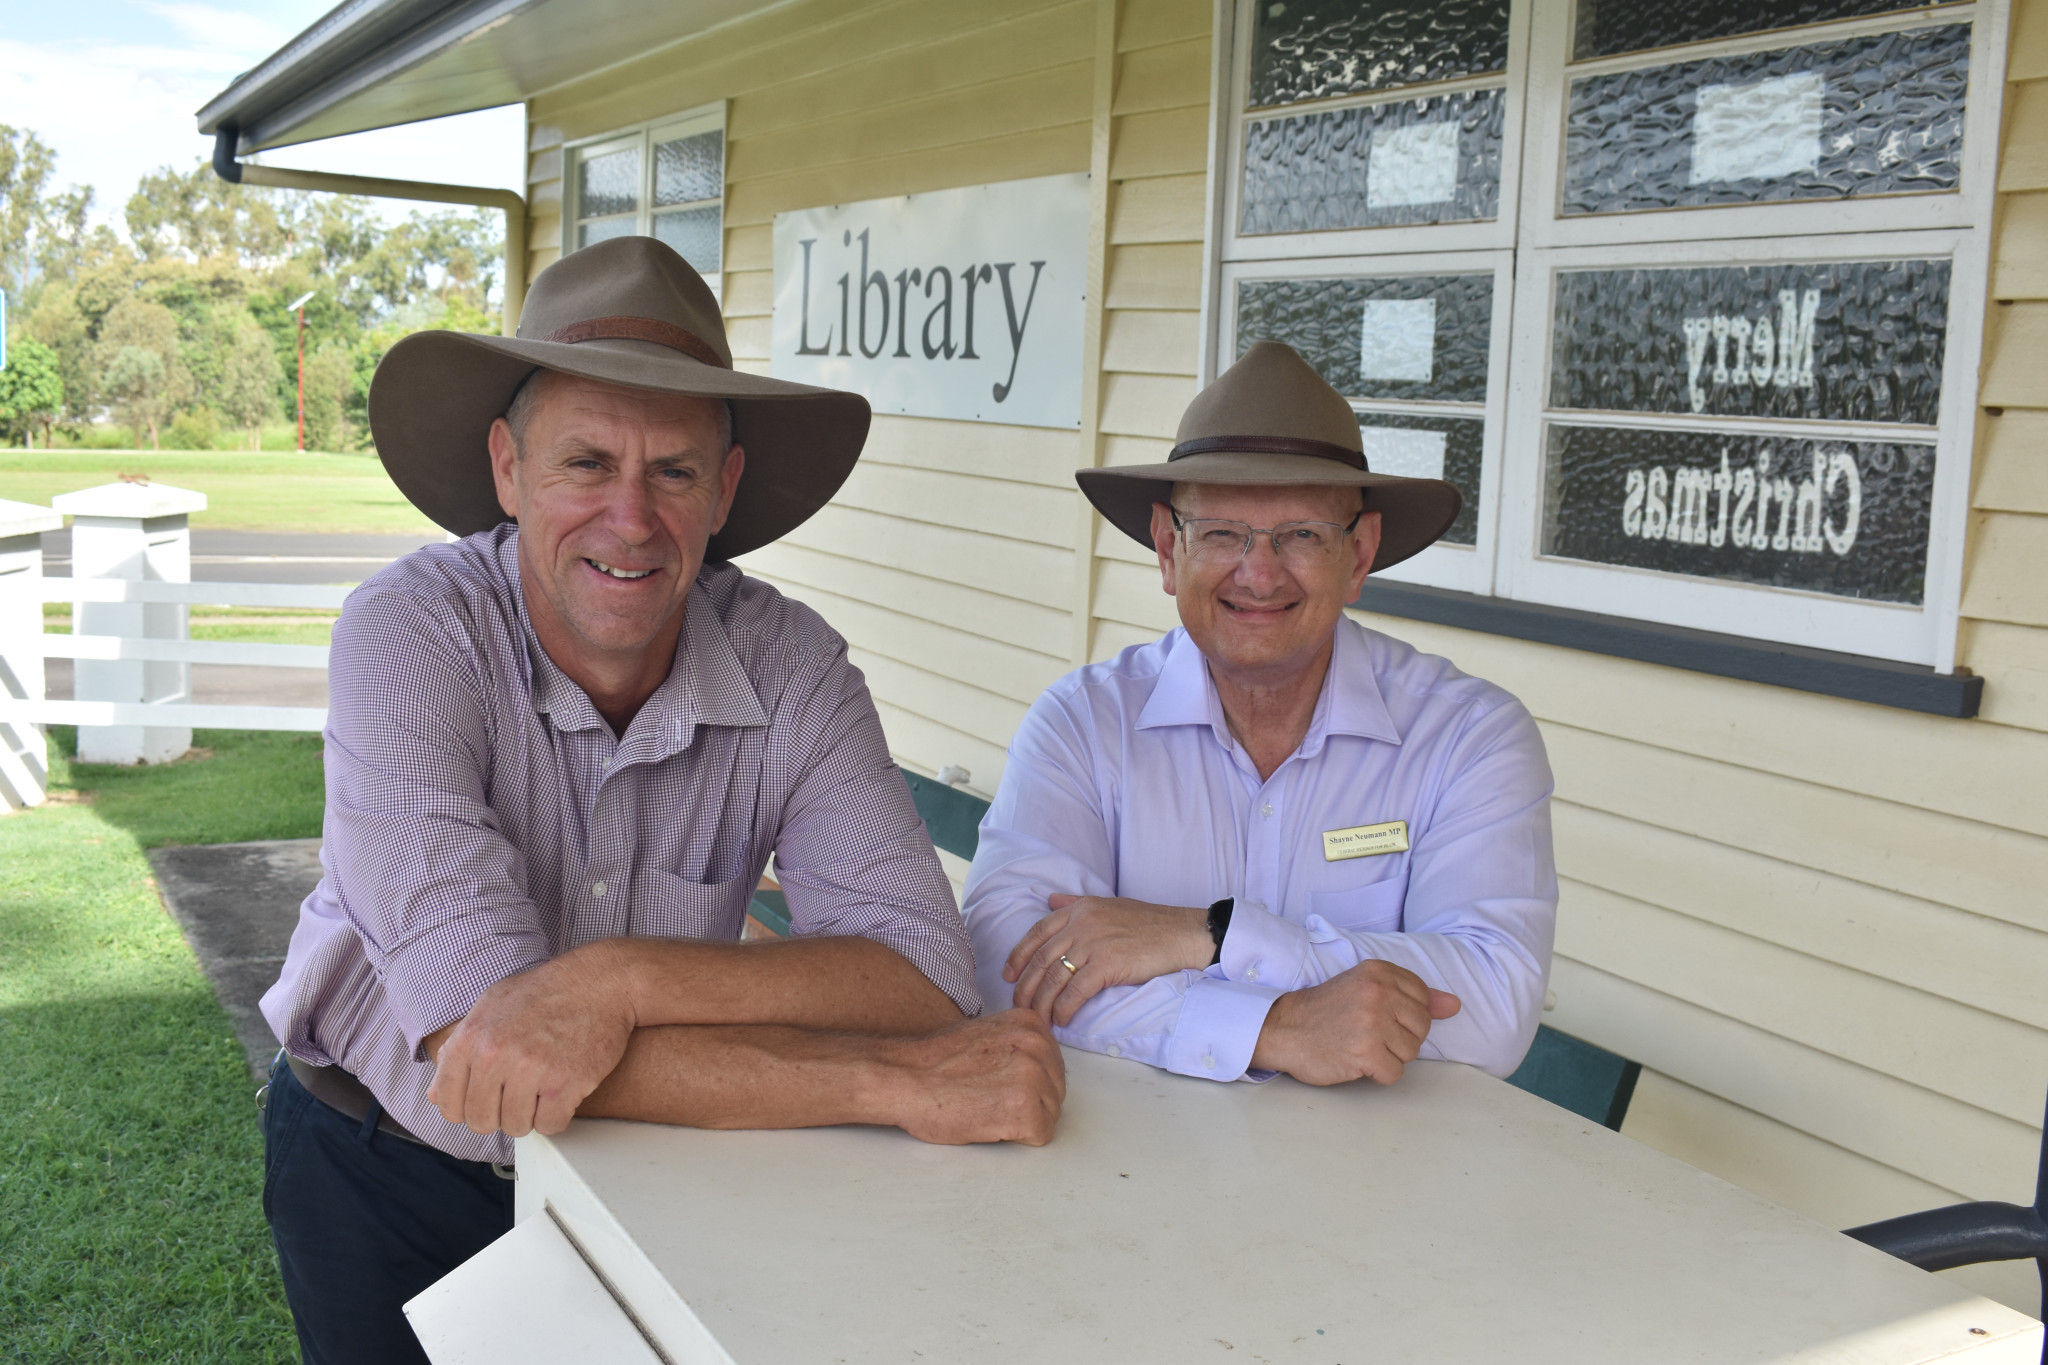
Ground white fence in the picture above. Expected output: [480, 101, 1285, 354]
[0, 483, 344, 811]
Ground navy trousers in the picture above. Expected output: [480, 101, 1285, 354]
[261, 1054, 514, 1364]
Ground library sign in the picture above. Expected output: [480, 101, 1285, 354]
[771, 174, 1089, 429]
[1541, 260, 1948, 604]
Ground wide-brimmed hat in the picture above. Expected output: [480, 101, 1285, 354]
[1075, 341, 1461, 573]
[368, 235, 869, 561]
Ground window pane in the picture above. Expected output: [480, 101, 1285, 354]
[1540, 425, 1933, 604]
[1573, 0, 1963, 62]
[1240, 88, 1504, 233]
[578, 145, 640, 218]
[577, 216, 639, 250]
[655, 130, 723, 206]
[1561, 25, 1968, 215]
[1249, 0, 1509, 106]
[1358, 413, 1484, 544]
[1236, 274, 1494, 403]
[652, 205, 722, 274]
[1546, 259, 1950, 425]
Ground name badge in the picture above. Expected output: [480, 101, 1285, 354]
[1322, 820, 1410, 861]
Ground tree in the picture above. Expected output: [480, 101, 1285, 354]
[126, 163, 295, 266]
[95, 297, 188, 448]
[302, 347, 357, 452]
[212, 309, 283, 446]
[0, 126, 57, 298]
[0, 338, 64, 446]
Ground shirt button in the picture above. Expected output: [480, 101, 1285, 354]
[1261, 803, 1275, 818]
[1106, 1045, 1121, 1059]
[1202, 1055, 1217, 1071]
[592, 881, 608, 898]
[1244, 965, 1260, 983]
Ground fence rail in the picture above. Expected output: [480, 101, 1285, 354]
[2, 482, 351, 809]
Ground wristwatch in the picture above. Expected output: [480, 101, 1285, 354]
[1206, 897, 1235, 966]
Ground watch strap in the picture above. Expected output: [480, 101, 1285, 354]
[1206, 897, 1235, 966]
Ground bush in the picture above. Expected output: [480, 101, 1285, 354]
[164, 406, 223, 451]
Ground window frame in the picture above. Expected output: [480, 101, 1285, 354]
[563, 101, 728, 296]
[1199, 0, 2011, 675]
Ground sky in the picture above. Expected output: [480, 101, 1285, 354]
[0, 0, 528, 231]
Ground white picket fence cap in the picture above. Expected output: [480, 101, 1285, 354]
[52, 481, 208, 518]
[0, 497, 64, 539]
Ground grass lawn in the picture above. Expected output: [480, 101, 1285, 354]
[0, 726, 324, 1361]
[0, 449, 438, 536]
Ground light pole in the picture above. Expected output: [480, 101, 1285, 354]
[286, 290, 316, 451]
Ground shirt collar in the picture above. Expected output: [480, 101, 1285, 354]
[506, 532, 769, 752]
[1135, 618, 1401, 757]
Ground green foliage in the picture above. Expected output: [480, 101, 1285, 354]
[0, 726, 318, 1360]
[4, 143, 505, 453]
[0, 338, 64, 443]
[165, 406, 222, 452]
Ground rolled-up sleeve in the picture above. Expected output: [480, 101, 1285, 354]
[322, 588, 552, 1059]
[770, 646, 979, 1017]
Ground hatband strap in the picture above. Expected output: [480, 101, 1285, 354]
[1168, 434, 1366, 470]
[537, 316, 729, 369]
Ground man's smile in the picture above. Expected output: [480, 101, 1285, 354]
[584, 557, 658, 581]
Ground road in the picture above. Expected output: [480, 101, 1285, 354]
[40, 528, 445, 708]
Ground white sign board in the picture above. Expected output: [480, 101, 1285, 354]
[772, 174, 1089, 429]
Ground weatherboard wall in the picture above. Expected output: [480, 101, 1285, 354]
[516, 0, 2048, 1316]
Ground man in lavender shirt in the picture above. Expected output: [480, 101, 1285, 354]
[258, 238, 1062, 1364]
[965, 342, 1556, 1089]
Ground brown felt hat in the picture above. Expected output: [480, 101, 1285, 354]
[367, 235, 870, 561]
[1076, 341, 1462, 573]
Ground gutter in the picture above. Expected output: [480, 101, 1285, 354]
[213, 128, 526, 336]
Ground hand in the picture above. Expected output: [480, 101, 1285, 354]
[879, 1009, 1066, 1146]
[1250, 960, 1461, 1086]
[425, 943, 638, 1138]
[1006, 894, 1215, 1026]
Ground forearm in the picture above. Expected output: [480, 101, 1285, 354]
[590, 933, 965, 1035]
[576, 1023, 911, 1130]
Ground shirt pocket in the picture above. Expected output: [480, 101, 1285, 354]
[631, 870, 755, 941]
[1306, 876, 1407, 934]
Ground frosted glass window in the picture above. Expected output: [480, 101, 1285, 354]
[1573, 0, 1964, 61]
[652, 206, 721, 275]
[578, 147, 639, 218]
[1562, 25, 1969, 215]
[1241, 89, 1504, 233]
[655, 131, 723, 207]
[577, 216, 638, 250]
[1248, 0, 1510, 106]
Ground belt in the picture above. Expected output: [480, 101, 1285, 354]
[285, 1054, 429, 1147]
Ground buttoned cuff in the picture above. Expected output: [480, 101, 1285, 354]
[1218, 898, 1316, 992]
[382, 922, 550, 1062]
[1164, 975, 1284, 1081]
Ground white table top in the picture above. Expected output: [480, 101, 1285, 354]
[497, 1051, 2038, 1364]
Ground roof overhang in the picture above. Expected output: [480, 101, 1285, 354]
[197, 0, 774, 152]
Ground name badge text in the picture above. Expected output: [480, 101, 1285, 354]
[1322, 820, 1410, 861]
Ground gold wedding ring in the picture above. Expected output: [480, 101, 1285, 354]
[1059, 954, 1079, 975]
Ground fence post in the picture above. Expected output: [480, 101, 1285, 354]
[0, 498, 65, 809]
[50, 482, 209, 765]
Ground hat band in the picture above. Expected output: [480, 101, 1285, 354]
[538, 316, 730, 370]
[1168, 434, 1366, 470]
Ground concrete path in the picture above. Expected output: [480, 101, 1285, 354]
[148, 838, 323, 1078]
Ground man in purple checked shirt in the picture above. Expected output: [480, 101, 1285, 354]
[255, 237, 1062, 1364]
[965, 341, 1557, 1091]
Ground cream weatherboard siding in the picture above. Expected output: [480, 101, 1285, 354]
[516, 0, 2048, 1316]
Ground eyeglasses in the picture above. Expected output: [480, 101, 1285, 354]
[1169, 507, 1364, 567]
